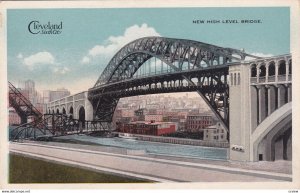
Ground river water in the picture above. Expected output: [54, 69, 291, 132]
[56, 134, 228, 160]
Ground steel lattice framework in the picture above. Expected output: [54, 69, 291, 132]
[8, 82, 110, 140]
[9, 81, 43, 124]
[89, 37, 260, 129]
[9, 113, 111, 140]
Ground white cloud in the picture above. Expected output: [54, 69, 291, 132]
[250, 52, 273, 58]
[245, 52, 273, 61]
[23, 51, 55, 70]
[17, 53, 23, 59]
[65, 77, 96, 94]
[21, 51, 70, 74]
[53, 66, 70, 74]
[36, 76, 96, 95]
[81, 56, 90, 64]
[82, 23, 160, 63]
[88, 43, 117, 57]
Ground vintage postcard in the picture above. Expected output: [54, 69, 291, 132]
[0, 0, 299, 190]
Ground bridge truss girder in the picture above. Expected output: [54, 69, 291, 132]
[89, 67, 229, 127]
[10, 113, 112, 140]
[8, 81, 42, 124]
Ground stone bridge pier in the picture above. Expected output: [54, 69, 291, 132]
[229, 55, 292, 161]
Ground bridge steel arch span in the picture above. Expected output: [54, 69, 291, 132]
[251, 102, 292, 161]
[89, 36, 260, 129]
[93, 37, 257, 86]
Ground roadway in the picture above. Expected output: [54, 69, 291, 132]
[9, 142, 292, 182]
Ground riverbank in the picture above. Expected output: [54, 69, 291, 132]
[129, 133, 229, 148]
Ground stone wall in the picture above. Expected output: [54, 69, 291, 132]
[132, 134, 229, 148]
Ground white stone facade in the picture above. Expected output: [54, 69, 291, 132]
[45, 91, 93, 121]
[204, 122, 227, 142]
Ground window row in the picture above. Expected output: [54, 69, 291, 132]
[250, 60, 292, 78]
[188, 116, 212, 120]
[188, 121, 212, 124]
[230, 73, 240, 86]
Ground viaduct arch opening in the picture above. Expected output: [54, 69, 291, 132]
[257, 118, 292, 161]
[252, 103, 292, 161]
[69, 106, 74, 119]
[78, 106, 85, 128]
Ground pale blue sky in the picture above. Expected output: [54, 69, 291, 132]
[7, 7, 290, 93]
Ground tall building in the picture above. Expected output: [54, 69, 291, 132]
[24, 80, 35, 94]
[24, 79, 37, 104]
[44, 88, 71, 102]
[43, 90, 51, 104]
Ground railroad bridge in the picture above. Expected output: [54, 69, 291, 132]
[44, 37, 292, 162]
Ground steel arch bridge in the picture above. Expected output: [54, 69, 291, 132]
[88, 36, 260, 128]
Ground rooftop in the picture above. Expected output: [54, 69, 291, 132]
[127, 121, 176, 125]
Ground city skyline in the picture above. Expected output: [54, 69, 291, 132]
[12, 79, 71, 104]
[12, 78, 205, 99]
[11, 79, 212, 112]
[8, 8, 289, 94]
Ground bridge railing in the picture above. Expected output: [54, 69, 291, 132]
[251, 75, 291, 84]
[124, 80, 216, 92]
[259, 77, 266, 83]
[277, 75, 286, 82]
[268, 76, 275, 82]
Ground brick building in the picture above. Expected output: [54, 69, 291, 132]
[8, 108, 21, 126]
[43, 88, 71, 103]
[118, 121, 177, 136]
[134, 108, 148, 121]
[186, 114, 213, 132]
[114, 109, 135, 122]
[145, 114, 163, 122]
